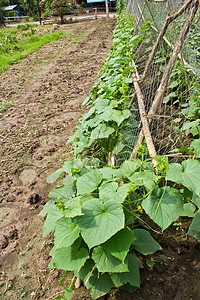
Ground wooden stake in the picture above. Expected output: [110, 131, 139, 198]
[130, 0, 199, 160]
[132, 60, 157, 167]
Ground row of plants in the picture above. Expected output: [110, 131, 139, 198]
[40, 6, 200, 300]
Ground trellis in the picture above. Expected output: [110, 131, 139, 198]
[116, 0, 200, 166]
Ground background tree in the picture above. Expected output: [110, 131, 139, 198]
[0, 0, 10, 26]
[9, 0, 38, 16]
[44, 0, 74, 23]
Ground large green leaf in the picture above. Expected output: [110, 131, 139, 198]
[77, 259, 114, 300]
[132, 228, 162, 255]
[166, 159, 200, 196]
[187, 211, 200, 239]
[102, 227, 135, 262]
[49, 185, 75, 203]
[76, 198, 124, 248]
[54, 217, 80, 249]
[142, 186, 183, 230]
[63, 199, 83, 218]
[99, 167, 122, 180]
[99, 182, 118, 201]
[94, 98, 109, 113]
[42, 205, 63, 237]
[129, 170, 158, 191]
[52, 245, 89, 272]
[90, 124, 115, 141]
[76, 169, 103, 195]
[111, 254, 140, 288]
[119, 159, 141, 176]
[99, 182, 131, 203]
[100, 108, 131, 126]
[92, 246, 129, 273]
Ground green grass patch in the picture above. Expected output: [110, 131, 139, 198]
[0, 31, 66, 73]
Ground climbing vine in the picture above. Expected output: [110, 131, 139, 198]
[40, 7, 200, 300]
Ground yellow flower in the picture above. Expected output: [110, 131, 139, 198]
[137, 205, 143, 213]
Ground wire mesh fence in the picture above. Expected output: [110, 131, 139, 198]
[115, 0, 200, 166]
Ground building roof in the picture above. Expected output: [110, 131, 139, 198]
[2, 5, 18, 11]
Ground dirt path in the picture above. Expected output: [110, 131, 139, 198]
[0, 18, 116, 299]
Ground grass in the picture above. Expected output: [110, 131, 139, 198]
[0, 29, 66, 73]
[71, 32, 87, 43]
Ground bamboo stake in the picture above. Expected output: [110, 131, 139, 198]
[130, 0, 199, 160]
[141, 0, 194, 80]
[132, 60, 158, 167]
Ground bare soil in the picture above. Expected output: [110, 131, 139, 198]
[0, 18, 200, 300]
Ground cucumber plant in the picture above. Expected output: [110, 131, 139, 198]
[40, 6, 200, 300]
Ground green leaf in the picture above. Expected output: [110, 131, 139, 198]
[77, 260, 114, 300]
[76, 169, 103, 195]
[142, 186, 183, 230]
[52, 245, 89, 272]
[192, 193, 200, 208]
[169, 81, 179, 88]
[94, 98, 109, 113]
[39, 200, 55, 217]
[190, 139, 200, 158]
[63, 175, 76, 186]
[111, 254, 140, 288]
[63, 199, 83, 218]
[62, 161, 73, 173]
[182, 120, 200, 131]
[187, 211, 200, 240]
[99, 181, 118, 201]
[47, 168, 63, 183]
[63, 288, 74, 300]
[180, 203, 196, 217]
[163, 92, 177, 104]
[130, 35, 140, 43]
[99, 182, 131, 205]
[129, 170, 157, 191]
[119, 159, 141, 176]
[124, 77, 133, 84]
[99, 167, 122, 180]
[54, 217, 80, 249]
[49, 185, 75, 203]
[166, 159, 200, 196]
[113, 141, 125, 155]
[82, 95, 91, 106]
[102, 228, 135, 262]
[43, 205, 63, 236]
[76, 198, 124, 248]
[132, 228, 162, 255]
[116, 183, 132, 203]
[90, 124, 114, 140]
[92, 246, 129, 273]
[100, 109, 131, 126]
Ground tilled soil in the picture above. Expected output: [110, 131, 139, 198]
[0, 17, 200, 300]
[0, 18, 117, 299]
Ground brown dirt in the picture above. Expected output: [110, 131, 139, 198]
[0, 17, 200, 300]
[0, 18, 116, 299]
